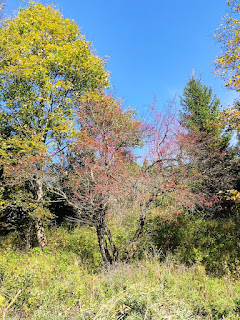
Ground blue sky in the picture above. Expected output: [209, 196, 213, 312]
[4, 0, 239, 115]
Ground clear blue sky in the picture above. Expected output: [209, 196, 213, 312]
[4, 0, 239, 114]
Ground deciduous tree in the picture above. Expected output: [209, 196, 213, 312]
[49, 91, 142, 264]
[125, 102, 204, 259]
[215, 0, 240, 91]
[214, 0, 240, 206]
[0, 2, 109, 247]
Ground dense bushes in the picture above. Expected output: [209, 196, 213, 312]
[2, 209, 240, 276]
[145, 212, 240, 276]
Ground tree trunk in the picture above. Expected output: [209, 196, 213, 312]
[95, 213, 119, 266]
[126, 198, 154, 261]
[35, 218, 47, 249]
[96, 223, 111, 265]
[105, 224, 118, 262]
[35, 177, 47, 249]
[126, 215, 146, 261]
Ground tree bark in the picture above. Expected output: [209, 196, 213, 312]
[35, 218, 47, 249]
[104, 224, 118, 262]
[95, 213, 119, 266]
[35, 177, 47, 249]
[96, 223, 110, 265]
[126, 198, 154, 261]
[126, 214, 146, 261]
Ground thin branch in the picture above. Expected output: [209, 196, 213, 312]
[2, 290, 21, 320]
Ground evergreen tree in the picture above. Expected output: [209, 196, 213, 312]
[180, 75, 237, 216]
[180, 74, 230, 149]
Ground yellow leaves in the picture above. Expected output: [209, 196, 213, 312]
[226, 189, 240, 203]
[0, 295, 6, 309]
[215, 1, 240, 91]
[0, 2, 109, 98]
[4, 134, 47, 158]
[32, 207, 53, 219]
[0, 2, 111, 226]
[219, 103, 240, 131]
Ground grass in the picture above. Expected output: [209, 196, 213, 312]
[1, 246, 240, 319]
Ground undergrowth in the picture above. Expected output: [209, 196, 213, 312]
[0, 244, 240, 319]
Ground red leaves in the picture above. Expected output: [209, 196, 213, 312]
[64, 92, 142, 219]
[132, 99, 209, 217]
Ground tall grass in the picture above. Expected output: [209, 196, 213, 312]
[1, 245, 240, 319]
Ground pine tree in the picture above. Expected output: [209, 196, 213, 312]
[180, 75, 237, 216]
[180, 74, 230, 150]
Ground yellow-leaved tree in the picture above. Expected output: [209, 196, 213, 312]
[215, 0, 240, 204]
[215, 0, 240, 91]
[0, 1, 109, 248]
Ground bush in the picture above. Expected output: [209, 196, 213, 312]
[145, 212, 240, 276]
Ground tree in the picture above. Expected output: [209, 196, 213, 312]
[49, 91, 142, 264]
[215, 0, 240, 91]
[0, 2, 109, 248]
[129, 100, 206, 262]
[180, 74, 230, 146]
[180, 75, 237, 216]
[129, 102, 203, 252]
[214, 0, 240, 138]
[180, 74, 220, 129]
[214, 0, 240, 205]
[220, 101, 240, 134]
[214, 0, 240, 136]
[49, 94, 204, 265]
